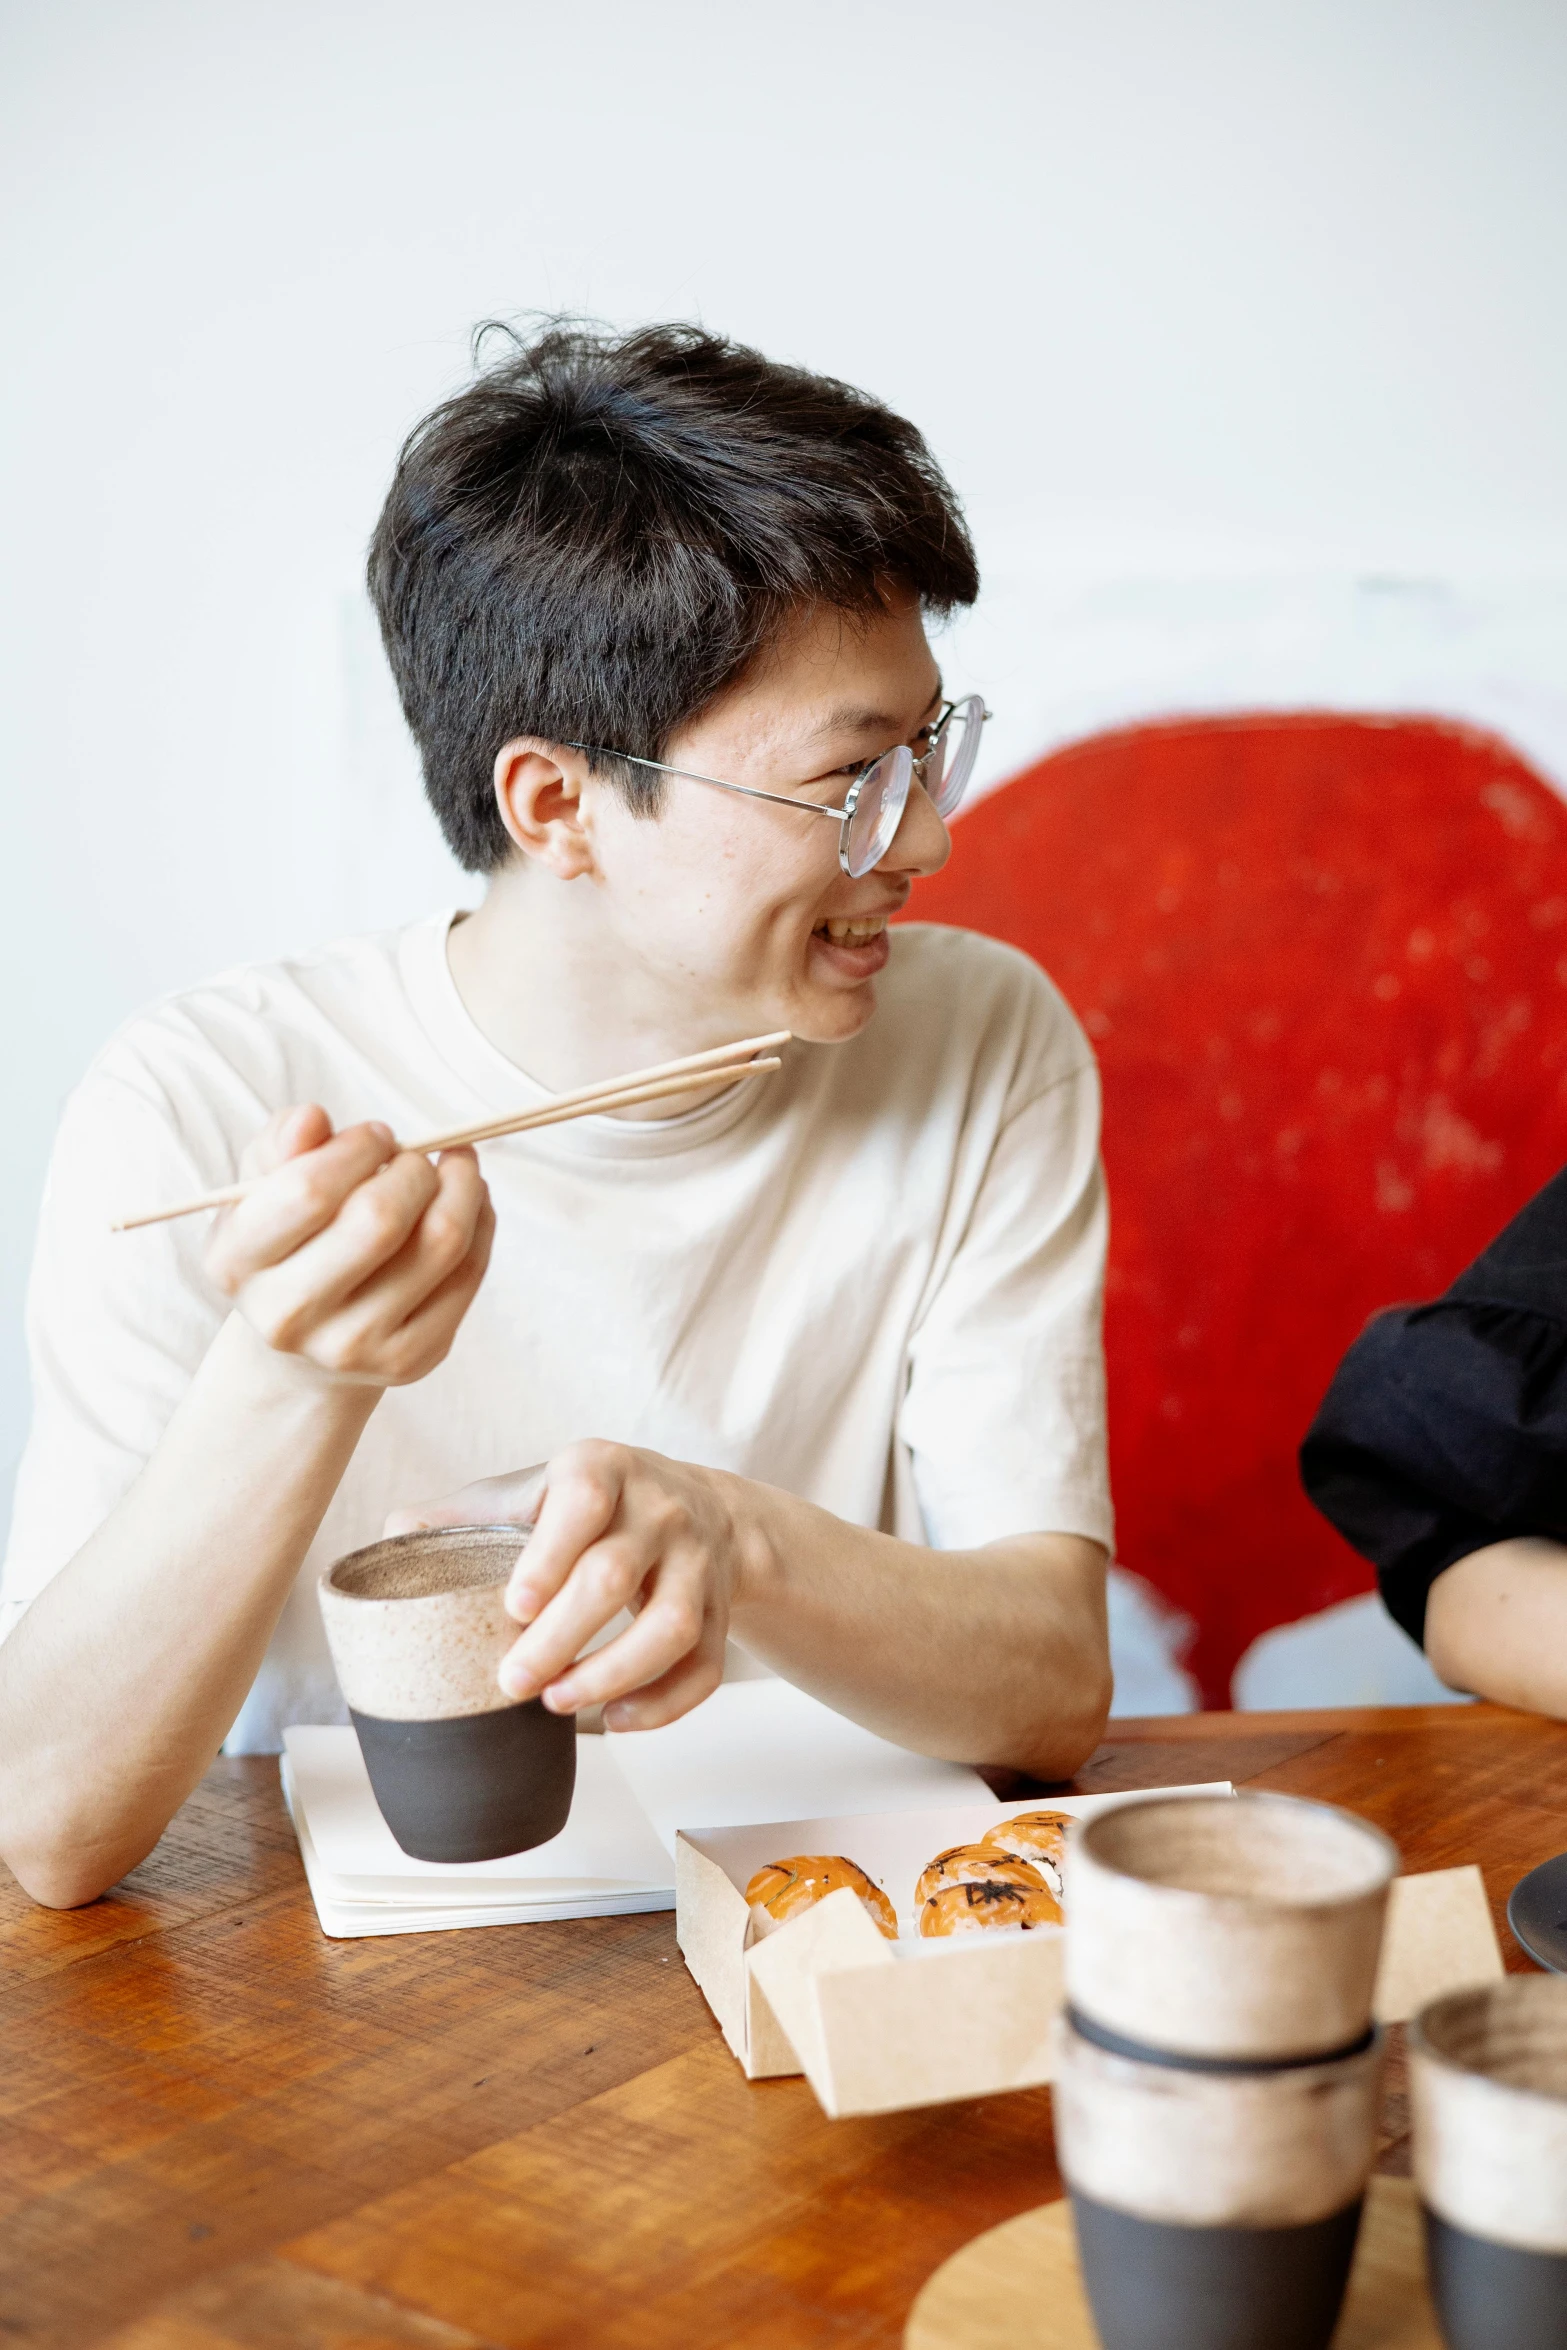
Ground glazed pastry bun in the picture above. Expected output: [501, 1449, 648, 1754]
[744, 1856, 898, 1941]
[980, 1809, 1076, 1901]
[914, 1842, 1051, 1908]
[920, 1879, 1064, 1937]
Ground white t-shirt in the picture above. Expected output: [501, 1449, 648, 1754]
[2, 916, 1111, 1750]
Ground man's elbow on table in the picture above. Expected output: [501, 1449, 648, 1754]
[1007, 1659, 1113, 1782]
[995, 1534, 1113, 1781]
[2, 1830, 148, 1911]
[8, 1856, 114, 1911]
[0, 1762, 164, 1910]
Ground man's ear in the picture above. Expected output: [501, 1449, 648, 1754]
[492, 741, 599, 878]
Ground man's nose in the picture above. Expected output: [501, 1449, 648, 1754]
[878, 777, 952, 879]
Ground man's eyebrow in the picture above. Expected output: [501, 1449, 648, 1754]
[801, 678, 945, 744]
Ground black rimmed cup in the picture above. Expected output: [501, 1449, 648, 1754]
[1052, 1792, 1399, 2350]
[1410, 1976, 1567, 2350]
[317, 1525, 575, 1864]
[1052, 2009, 1384, 2350]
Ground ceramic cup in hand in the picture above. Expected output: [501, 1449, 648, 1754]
[318, 1524, 576, 1863]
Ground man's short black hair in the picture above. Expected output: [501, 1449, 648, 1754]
[368, 319, 979, 872]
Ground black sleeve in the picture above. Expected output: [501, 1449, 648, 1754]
[1300, 1167, 1567, 1649]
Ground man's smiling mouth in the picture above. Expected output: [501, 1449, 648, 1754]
[814, 916, 889, 945]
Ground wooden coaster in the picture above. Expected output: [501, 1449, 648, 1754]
[905, 2174, 1442, 2350]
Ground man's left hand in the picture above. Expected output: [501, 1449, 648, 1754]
[385, 1442, 746, 1729]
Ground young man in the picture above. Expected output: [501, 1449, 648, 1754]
[1302, 1166, 1567, 1719]
[0, 323, 1113, 1909]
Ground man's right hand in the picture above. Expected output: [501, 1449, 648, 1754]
[204, 1105, 494, 1387]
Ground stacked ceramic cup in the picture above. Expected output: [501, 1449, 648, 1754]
[1051, 1791, 1398, 2350]
[1409, 1974, 1567, 2350]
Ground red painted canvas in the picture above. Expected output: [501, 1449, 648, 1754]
[907, 713, 1567, 1702]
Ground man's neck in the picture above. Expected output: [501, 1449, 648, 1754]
[445, 863, 749, 1118]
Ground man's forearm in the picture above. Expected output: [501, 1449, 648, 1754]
[1424, 1537, 1567, 1720]
[723, 1477, 1111, 1777]
[0, 1315, 379, 1907]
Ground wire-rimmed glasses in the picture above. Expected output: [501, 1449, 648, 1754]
[563, 693, 990, 879]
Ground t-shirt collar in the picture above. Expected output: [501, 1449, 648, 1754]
[397, 909, 782, 1160]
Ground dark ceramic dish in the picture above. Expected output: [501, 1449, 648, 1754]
[1071, 2192, 1363, 2350]
[1508, 1851, 1567, 1975]
[352, 1697, 576, 1865]
[1423, 2208, 1567, 2350]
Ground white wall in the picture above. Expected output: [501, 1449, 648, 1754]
[5, 0, 1567, 1541]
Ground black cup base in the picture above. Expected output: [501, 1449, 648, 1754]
[350, 1700, 577, 1863]
[1070, 2191, 1363, 2350]
[1423, 2206, 1567, 2350]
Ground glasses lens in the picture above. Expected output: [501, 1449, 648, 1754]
[844, 745, 912, 876]
[924, 696, 986, 817]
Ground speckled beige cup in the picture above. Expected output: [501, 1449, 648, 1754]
[1064, 1792, 1398, 2063]
[1410, 1976, 1567, 2348]
[318, 1525, 575, 1864]
[1053, 2009, 1384, 2350]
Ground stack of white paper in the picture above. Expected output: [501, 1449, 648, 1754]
[281, 1730, 676, 1935]
[281, 1679, 991, 1939]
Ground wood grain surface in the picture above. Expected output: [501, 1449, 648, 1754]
[3, 1704, 1561, 2348]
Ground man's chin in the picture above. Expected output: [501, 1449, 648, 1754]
[787, 975, 880, 1046]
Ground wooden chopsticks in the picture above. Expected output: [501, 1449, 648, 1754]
[111, 1030, 791, 1232]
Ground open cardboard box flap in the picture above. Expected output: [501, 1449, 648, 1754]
[1375, 1863, 1505, 2025]
[676, 1792, 1506, 2120]
[749, 1885, 1065, 2115]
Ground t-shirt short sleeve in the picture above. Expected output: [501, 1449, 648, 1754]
[896, 958, 1111, 1555]
[0, 1062, 228, 1644]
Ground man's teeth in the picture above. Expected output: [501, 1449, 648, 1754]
[819, 917, 887, 945]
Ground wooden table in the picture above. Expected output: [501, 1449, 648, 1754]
[4, 1703, 1564, 2349]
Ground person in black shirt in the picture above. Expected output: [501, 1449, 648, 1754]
[1301, 1167, 1567, 1720]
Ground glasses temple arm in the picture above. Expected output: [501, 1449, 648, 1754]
[568, 745, 851, 823]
